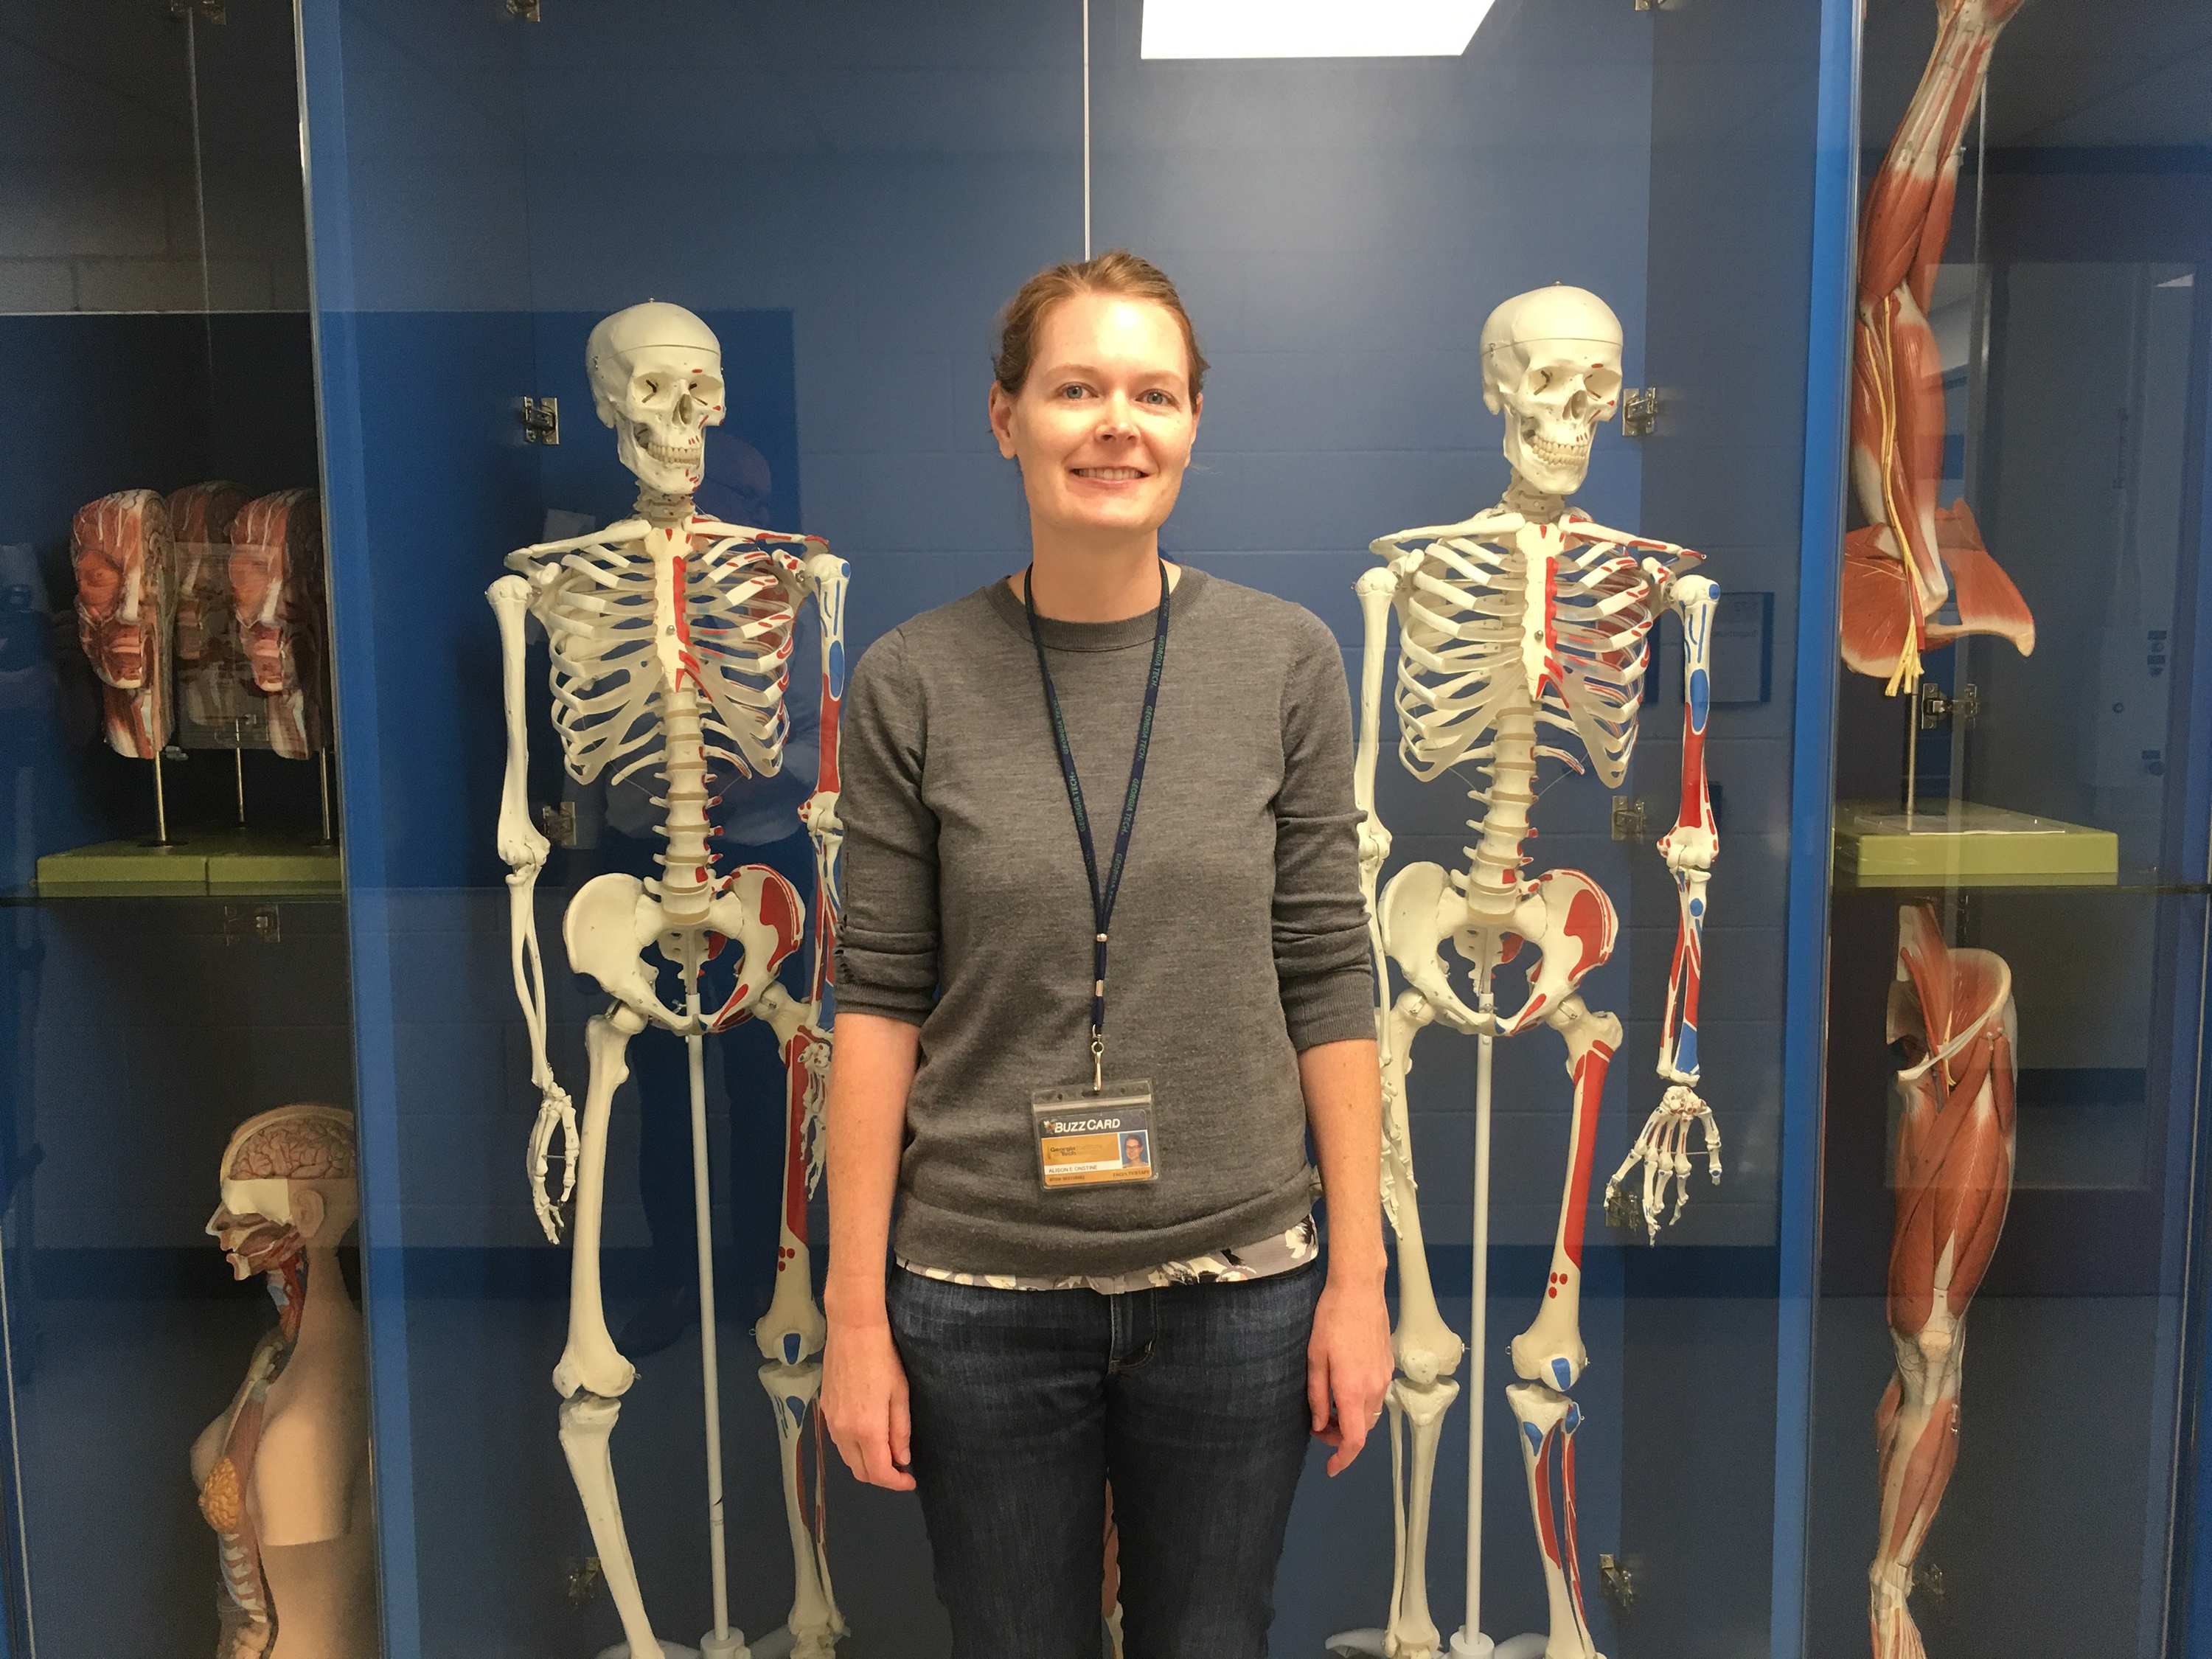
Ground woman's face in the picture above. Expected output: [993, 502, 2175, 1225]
[990, 292, 1200, 545]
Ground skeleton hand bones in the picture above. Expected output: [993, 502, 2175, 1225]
[1608, 570, 1724, 1239]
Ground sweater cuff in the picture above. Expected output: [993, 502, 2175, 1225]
[1281, 963, 1377, 1051]
[833, 933, 938, 1025]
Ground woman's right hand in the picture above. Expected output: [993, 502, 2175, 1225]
[822, 1312, 916, 1492]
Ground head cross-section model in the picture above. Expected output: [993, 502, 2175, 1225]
[1329, 284, 1722, 1659]
[228, 489, 330, 761]
[71, 488, 176, 759]
[490, 299, 853, 1659]
[192, 1103, 375, 1659]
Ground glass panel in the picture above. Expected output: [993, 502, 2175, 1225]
[297, 1, 1831, 1655]
[1814, 3, 2212, 1655]
[0, 1, 367, 1653]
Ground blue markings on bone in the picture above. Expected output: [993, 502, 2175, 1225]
[786, 1394, 808, 1427]
[1522, 1422, 1544, 1456]
[1688, 896, 1704, 918]
[784, 1332, 801, 1363]
[1551, 1357, 1573, 1391]
[1688, 666, 1710, 729]
[1565, 1402, 1582, 1435]
[1677, 1022, 1700, 1076]
[827, 638, 846, 698]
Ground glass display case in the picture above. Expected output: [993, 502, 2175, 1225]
[1808, 3, 2212, 1656]
[0, 1, 2204, 1657]
[0, 2, 365, 1655]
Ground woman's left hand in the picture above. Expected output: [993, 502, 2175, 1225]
[1307, 1271, 1394, 1475]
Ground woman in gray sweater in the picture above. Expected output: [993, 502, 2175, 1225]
[821, 250, 1391, 1658]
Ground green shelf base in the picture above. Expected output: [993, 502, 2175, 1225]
[36, 830, 340, 897]
[204, 828, 341, 892]
[1834, 799, 2118, 888]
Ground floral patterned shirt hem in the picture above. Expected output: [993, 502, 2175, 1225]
[897, 1213, 1318, 1295]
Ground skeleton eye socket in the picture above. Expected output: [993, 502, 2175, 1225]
[1527, 369, 1551, 394]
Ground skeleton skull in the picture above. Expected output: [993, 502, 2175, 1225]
[587, 301, 726, 495]
[1481, 285, 1625, 497]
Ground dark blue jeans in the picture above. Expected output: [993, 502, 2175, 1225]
[888, 1261, 1322, 1659]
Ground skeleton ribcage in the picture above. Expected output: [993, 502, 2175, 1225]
[1394, 528, 1655, 790]
[526, 532, 807, 791]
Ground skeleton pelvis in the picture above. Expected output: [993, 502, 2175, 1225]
[563, 866, 804, 1034]
[1380, 864, 1618, 1037]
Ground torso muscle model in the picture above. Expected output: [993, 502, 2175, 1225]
[490, 302, 850, 1659]
[1331, 285, 1721, 1659]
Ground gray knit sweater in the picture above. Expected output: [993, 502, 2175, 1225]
[832, 568, 1374, 1278]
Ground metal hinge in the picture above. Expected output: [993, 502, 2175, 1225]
[538, 801, 577, 848]
[507, 0, 541, 18]
[563, 1555, 603, 1607]
[1917, 678, 1979, 731]
[1621, 387, 1660, 437]
[1598, 1554, 1640, 1612]
[521, 396, 560, 445]
[222, 904, 281, 947]
[1610, 795, 1648, 843]
[171, 0, 227, 20]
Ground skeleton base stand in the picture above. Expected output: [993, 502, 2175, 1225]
[1328, 285, 1722, 1659]
[493, 302, 849, 1659]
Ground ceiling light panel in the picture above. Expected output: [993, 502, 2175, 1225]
[1141, 0, 1496, 60]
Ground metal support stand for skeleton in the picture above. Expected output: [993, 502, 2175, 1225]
[1327, 286, 1722, 1659]
[492, 302, 851, 1659]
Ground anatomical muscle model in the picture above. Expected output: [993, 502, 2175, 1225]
[171, 481, 260, 742]
[1871, 906, 2016, 1659]
[1843, 0, 2034, 695]
[72, 487, 176, 761]
[192, 1104, 376, 1659]
[229, 489, 331, 765]
[492, 301, 850, 1659]
[1331, 285, 1720, 1659]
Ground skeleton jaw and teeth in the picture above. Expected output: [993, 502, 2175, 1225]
[1499, 358, 1620, 497]
[610, 347, 725, 495]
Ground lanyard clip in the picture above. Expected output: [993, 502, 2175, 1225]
[1091, 1032, 1105, 1093]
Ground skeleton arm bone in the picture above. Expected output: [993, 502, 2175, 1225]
[1352, 566, 1402, 973]
[1607, 573, 1722, 1238]
[799, 545, 851, 1007]
[489, 574, 578, 1243]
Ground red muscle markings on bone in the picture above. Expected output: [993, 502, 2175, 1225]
[759, 869, 804, 970]
[1557, 1042, 1615, 1270]
[1531, 1433, 1562, 1566]
[1562, 886, 1610, 970]
[1561, 1430, 1590, 1641]
[782, 1039, 813, 1239]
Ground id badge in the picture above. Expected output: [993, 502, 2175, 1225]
[1031, 1081, 1157, 1190]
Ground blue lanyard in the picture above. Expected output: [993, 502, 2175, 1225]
[1023, 560, 1172, 1091]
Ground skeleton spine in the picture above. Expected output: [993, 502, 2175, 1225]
[1465, 689, 1537, 923]
[656, 686, 714, 927]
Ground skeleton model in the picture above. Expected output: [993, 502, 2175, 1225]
[1328, 286, 1720, 1659]
[1871, 905, 2015, 1659]
[491, 302, 850, 1659]
[1843, 0, 2034, 695]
